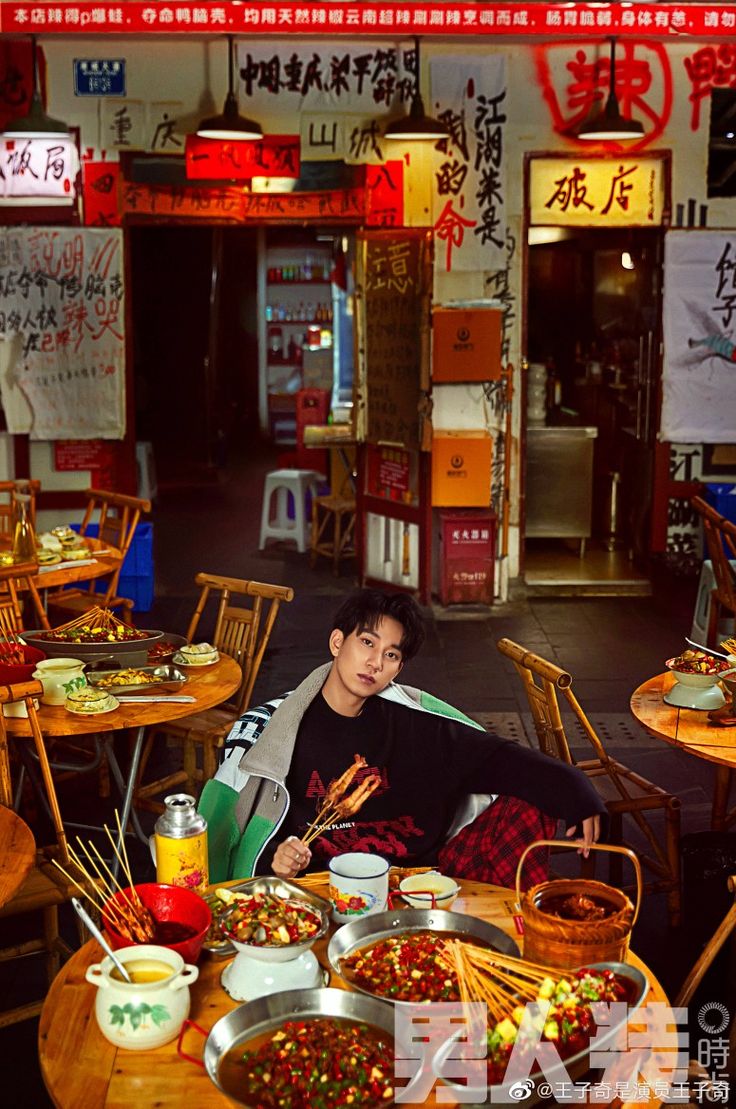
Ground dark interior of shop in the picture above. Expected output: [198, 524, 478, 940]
[526, 228, 662, 586]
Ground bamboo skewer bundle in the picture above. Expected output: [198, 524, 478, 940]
[439, 940, 560, 1023]
[721, 638, 736, 657]
[51, 814, 155, 943]
[0, 625, 26, 665]
[51, 605, 129, 636]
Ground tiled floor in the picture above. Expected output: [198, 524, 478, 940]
[3, 441, 734, 1106]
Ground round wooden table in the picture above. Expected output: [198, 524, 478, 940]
[39, 878, 672, 1109]
[631, 671, 736, 830]
[0, 804, 35, 906]
[4, 655, 242, 860]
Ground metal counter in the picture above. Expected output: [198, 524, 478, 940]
[525, 426, 598, 553]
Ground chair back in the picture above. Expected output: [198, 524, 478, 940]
[496, 637, 611, 767]
[691, 495, 736, 624]
[0, 677, 68, 862]
[78, 489, 151, 603]
[0, 561, 49, 632]
[0, 479, 40, 539]
[186, 573, 295, 714]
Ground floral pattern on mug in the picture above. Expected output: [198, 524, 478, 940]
[329, 884, 376, 915]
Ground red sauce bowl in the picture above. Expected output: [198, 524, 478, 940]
[103, 882, 211, 963]
[0, 644, 46, 684]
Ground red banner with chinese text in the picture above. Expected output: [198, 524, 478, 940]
[185, 135, 300, 181]
[82, 160, 121, 227]
[0, 3, 734, 38]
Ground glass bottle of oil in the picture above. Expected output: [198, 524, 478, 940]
[12, 489, 36, 563]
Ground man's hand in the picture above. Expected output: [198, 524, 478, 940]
[565, 814, 600, 858]
[272, 835, 312, 879]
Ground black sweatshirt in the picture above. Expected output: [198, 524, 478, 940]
[259, 692, 604, 872]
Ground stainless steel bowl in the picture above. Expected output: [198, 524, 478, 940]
[203, 876, 331, 958]
[199, 988, 397, 1107]
[219, 897, 329, 964]
[328, 907, 520, 1004]
[432, 960, 649, 1105]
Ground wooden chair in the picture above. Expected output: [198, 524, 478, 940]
[311, 493, 356, 575]
[0, 679, 98, 1027]
[0, 479, 40, 540]
[134, 574, 294, 811]
[0, 560, 50, 633]
[691, 495, 736, 647]
[45, 489, 152, 625]
[497, 638, 682, 928]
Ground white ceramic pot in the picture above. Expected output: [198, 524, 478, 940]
[32, 657, 86, 705]
[85, 944, 198, 1050]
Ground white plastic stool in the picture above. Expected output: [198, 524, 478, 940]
[690, 558, 736, 644]
[259, 469, 324, 553]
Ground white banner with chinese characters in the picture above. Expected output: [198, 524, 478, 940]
[662, 231, 736, 444]
[429, 55, 507, 272]
[529, 157, 666, 227]
[0, 137, 79, 204]
[0, 228, 125, 439]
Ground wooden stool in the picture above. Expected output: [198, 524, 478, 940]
[259, 469, 323, 554]
[311, 495, 356, 575]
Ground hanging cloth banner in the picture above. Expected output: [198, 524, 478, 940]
[0, 227, 125, 439]
[429, 55, 506, 273]
[662, 230, 736, 444]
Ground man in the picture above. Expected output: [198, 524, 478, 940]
[199, 589, 603, 886]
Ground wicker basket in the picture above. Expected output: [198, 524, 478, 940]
[516, 840, 642, 971]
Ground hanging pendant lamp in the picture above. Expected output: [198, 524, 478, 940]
[197, 35, 263, 142]
[4, 37, 70, 139]
[577, 37, 644, 141]
[384, 37, 449, 141]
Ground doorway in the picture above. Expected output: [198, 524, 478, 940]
[129, 225, 259, 487]
[524, 227, 663, 593]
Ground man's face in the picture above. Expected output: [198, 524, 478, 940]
[329, 615, 405, 699]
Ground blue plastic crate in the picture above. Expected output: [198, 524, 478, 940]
[118, 573, 154, 612]
[70, 521, 154, 611]
[705, 483, 736, 525]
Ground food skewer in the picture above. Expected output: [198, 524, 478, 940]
[66, 843, 132, 932]
[73, 836, 154, 941]
[302, 767, 381, 847]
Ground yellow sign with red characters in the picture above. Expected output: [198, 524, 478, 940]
[529, 156, 667, 227]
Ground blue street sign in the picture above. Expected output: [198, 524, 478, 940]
[73, 59, 126, 97]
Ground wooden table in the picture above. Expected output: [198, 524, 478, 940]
[0, 804, 35, 906]
[5, 655, 241, 860]
[33, 536, 123, 594]
[39, 878, 672, 1109]
[631, 671, 736, 830]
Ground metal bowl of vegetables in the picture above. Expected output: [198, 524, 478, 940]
[431, 960, 648, 1104]
[328, 908, 519, 1004]
[219, 890, 329, 964]
[179, 988, 400, 1107]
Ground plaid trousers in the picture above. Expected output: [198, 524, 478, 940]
[438, 796, 557, 890]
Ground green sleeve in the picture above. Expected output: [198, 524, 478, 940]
[198, 778, 242, 883]
[418, 690, 485, 731]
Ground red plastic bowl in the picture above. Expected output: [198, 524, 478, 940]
[103, 882, 211, 963]
[0, 644, 46, 684]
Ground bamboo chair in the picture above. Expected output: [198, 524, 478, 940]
[0, 679, 100, 1027]
[0, 560, 50, 633]
[497, 638, 682, 928]
[134, 574, 295, 812]
[691, 495, 736, 647]
[45, 489, 152, 626]
[0, 479, 40, 539]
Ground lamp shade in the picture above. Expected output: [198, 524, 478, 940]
[3, 38, 70, 140]
[384, 93, 448, 141]
[197, 36, 263, 142]
[383, 37, 448, 142]
[577, 37, 643, 142]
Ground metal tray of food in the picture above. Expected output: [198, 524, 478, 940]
[432, 960, 648, 1105]
[86, 664, 187, 694]
[202, 876, 332, 958]
[193, 988, 400, 1107]
[327, 907, 520, 1004]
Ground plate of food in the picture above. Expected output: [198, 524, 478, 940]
[202, 877, 331, 958]
[65, 687, 120, 715]
[87, 665, 187, 695]
[328, 908, 519, 1004]
[173, 643, 219, 667]
[664, 649, 730, 709]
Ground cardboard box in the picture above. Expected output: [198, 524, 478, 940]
[431, 430, 492, 507]
[432, 307, 502, 382]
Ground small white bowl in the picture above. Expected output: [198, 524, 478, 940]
[399, 871, 460, 909]
[178, 642, 219, 666]
[665, 658, 723, 689]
